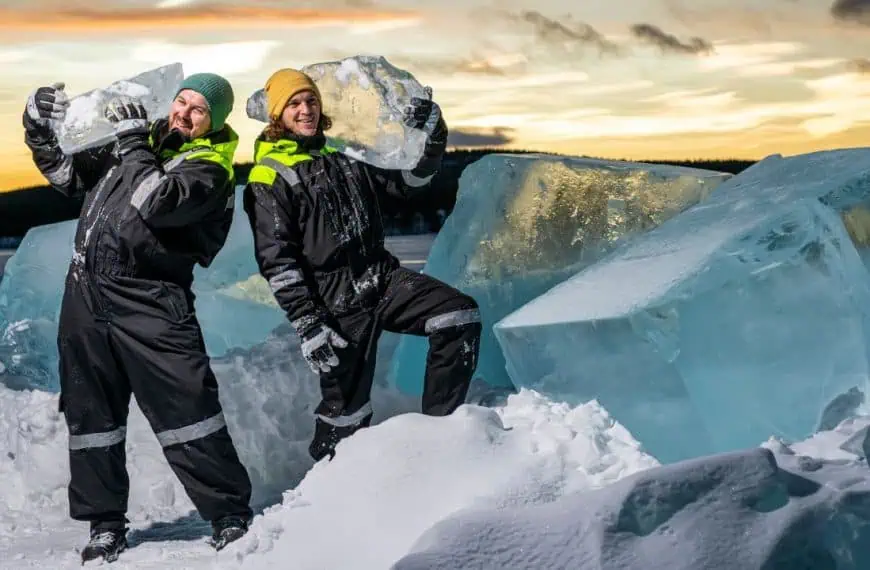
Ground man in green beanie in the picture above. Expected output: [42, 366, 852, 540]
[22, 72, 252, 564]
[167, 72, 235, 138]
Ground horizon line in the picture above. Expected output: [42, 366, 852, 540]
[0, 151, 759, 194]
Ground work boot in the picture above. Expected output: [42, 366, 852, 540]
[80, 528, 127, 564]
[211, 515, 249, 551]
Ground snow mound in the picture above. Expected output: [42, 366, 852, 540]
[0, 384, 657, 568]
[229, 389, 658, 569]
[396, 445, 870, 570]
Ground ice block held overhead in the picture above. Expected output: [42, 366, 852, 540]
[54, 63, 184, 155]
[246, 55, 435, 170]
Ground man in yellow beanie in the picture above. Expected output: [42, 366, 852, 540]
[244, 68, 481, 463]
[264, 68, 323, 124]
[22, 73, 253, 563]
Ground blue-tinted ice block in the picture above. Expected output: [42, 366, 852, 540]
[389, 153, 731, 394]
[495, 150, 870, 462]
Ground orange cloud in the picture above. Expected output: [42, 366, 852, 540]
[0, 6, 419, 33]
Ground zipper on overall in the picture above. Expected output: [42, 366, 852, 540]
[82, 164, 119, 317]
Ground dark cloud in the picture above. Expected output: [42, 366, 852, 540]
[847, 57, 870, 72]
[497, 11, 713, 60]
[832, 0, 870, 24]
[630, 24, 714, 55]
[500, 10, 622, 56]
[447, 127, 516, 148]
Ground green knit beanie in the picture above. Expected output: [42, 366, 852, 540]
[176, 72, 234, 132]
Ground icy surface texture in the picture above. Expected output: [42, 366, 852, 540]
[790, 414, 870, 463]
[395, 445, 870, 570]
[247, 55, 434, 170]
[54, 63, 184, 155]
[495, 149, 870, 463]
[390, 153, 731, 393]
[0, 223, 75, 391]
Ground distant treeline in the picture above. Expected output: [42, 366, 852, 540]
[0, 149, 756, 239]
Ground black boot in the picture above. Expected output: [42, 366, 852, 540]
[211, 515, 250, 551]
[80, 527, 127, 564]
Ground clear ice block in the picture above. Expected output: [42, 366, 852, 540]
[54, 63, 184, 155]
[246, 55, 434, 170]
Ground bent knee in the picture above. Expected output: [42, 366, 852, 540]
[457, 293, 478, 311]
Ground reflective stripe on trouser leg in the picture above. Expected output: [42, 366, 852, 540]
[69, 426, 127, 450]
[315, 310, 380, 427]
[160, 424, 253, 522]
[316, 401, 373, 428]
[422, 308, 482, 416]
[423, 308, 481, 333]
[154, 412, 227, 448]
[152, 411, 253, 521]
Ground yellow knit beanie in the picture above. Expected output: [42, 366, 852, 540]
[264, 68, 322, 120]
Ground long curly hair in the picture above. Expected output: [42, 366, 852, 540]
[262, 113, 333, 142]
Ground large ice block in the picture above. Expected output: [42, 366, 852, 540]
[389, 154, 732, 394]
[0, 223, 75, 390]
[495, 149, 870, 463]
[247, 55, 434, 170]
[55, 63, 184, 155]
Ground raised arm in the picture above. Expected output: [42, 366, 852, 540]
[104, 96, 235, 228]
[22, 82, 113, 198]
[369, 92, 449, 199]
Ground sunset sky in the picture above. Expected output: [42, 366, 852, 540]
[3, 0, 870, 191]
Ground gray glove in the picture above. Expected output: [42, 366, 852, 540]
[104, 96, 148, 135]
[26, 82, 69, 127]
[300, 324, 349, 374]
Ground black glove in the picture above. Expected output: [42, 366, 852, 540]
[403, 87, 448, 180]
[104, 96, 148, 133]
[104, 96, 149, 155]
[25, 82, 69, 128]
[300, 324, 349, 374]
[403, 87, 447, 146]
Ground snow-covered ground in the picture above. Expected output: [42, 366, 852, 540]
[0, 385, 659, 569]
[3, 379, 867, 570]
